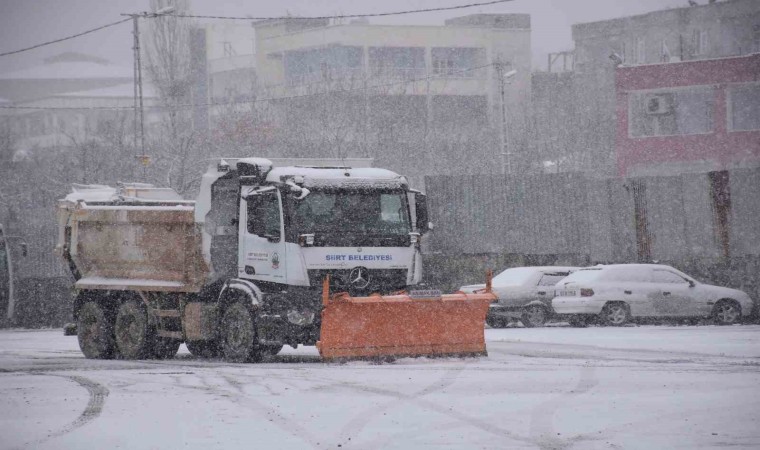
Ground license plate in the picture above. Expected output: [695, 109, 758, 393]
[557, 290, 576, 297]
[409, 289, 443, 300]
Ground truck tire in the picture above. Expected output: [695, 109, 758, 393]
[186, 340, 221, 359]
[220, 302, 262, 363]
[77, 301, 116, 359]
[153, 338, 181, 359]
[114, 300, 154, 359]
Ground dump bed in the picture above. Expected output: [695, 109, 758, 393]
[56, 185, 209, 293]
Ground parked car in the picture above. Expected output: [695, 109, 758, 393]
[552, 264, 754, 326]
[460, 266, 579, 328]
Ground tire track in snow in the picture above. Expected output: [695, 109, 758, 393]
[14, 373, 109, 450]
[332, 361, 532, 449]
[528, 364, 598, 450]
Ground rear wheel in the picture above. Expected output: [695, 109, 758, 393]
[600, 302, 629, 326]
[521, 305, 548, 328]
[713, 300, 741, 325]
[220, 302, 262, 362]
[114, 300, 154, 359]
[77, 301, 116, 359]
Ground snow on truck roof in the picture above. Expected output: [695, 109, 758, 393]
[265, 166, 406, 187]
[62, 184, 190, 205]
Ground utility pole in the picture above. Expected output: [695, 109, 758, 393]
[122, 6, 175, 180]
[494, 60, 517, 175]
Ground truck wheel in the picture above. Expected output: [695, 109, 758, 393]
[77, 301, 116, 359]
[186, 340, 220, 358]
[115, 300, 154, 359]
[521, 305, 548, 328]
[220, 302, 262, 363]
[153, 339, 181, 359]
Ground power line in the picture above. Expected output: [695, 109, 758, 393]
[0, 18, 132, 58]
[0, 63, 495, 111]
[167, 0, 514, 20]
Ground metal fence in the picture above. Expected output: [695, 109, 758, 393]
[425, 167, 760, 260]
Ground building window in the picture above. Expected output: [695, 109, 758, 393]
[692, 29, 709, 56]
[630, 87, 714, 137]
[728, 83, 760, 131]
[283, 46, 363, 85]
[660, 40, 672, 62]
[431, 47, 484, 77]
[634, 37, 646, 64]
[368, 47, 425, 79]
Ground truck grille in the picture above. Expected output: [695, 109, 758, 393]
[308, 269, 408, 294]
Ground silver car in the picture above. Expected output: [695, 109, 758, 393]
[460, 266, 579, 328]
[553, 264, 755, 326]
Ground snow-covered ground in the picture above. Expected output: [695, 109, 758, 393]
[1, 326, 759, 449]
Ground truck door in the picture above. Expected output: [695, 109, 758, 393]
[239, 189, 286, 284]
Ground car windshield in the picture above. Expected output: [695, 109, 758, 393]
[492, 267, 538, 286]
[292, 190, 411, 235]
[558, 268, 603, 285]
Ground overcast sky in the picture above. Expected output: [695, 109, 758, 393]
[0, 0, 691, 73]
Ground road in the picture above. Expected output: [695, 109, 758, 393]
[1, 325, 759, 449]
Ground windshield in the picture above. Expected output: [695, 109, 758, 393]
[292, 190, 411, 235]
[559, 268, 603, 285]
[492, 267, 538, 286]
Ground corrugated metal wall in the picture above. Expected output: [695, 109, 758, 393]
[425, 168, 760, 260]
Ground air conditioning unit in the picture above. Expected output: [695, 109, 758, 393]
[645, 93, 674, 115]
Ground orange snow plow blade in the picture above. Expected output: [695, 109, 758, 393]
[316, 272, 496, 360]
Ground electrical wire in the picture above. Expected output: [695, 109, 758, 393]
[0, 63, 496, 111]
[0, 18, 132, 58]
[168, 1, 514, 20]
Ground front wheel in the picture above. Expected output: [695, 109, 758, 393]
[220, 302, 261, 363]
[77, 301, 116, 359]
[114, 300, 154, 359]
[600, 303, 630, 326]
[521, 305, 548, 328]
[713, 300, 741, 326]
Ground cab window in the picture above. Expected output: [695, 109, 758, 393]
[653, 270, 688, 284]
[247, 191, 281, 239]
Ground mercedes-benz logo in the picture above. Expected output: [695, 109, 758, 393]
[348, 266, 371, 289]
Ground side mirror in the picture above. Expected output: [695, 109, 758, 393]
[20, 242, 27, 258]
[688, 280, 695, 288]
[414, 192, 430, 233]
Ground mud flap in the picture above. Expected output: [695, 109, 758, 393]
[316, 275, 495, 360]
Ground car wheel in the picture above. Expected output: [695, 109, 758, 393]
[77, 301, 116, 359]
[521, 305, 548, 328]
[713, 300, 741, 326]
[186, 340, 221, 358]
[568, 316, 588, 328]
[485, 315, 507, 329]
[220, 302, 262, 362]
[600, 302, 630, 326]
[114, 300, 154, 359]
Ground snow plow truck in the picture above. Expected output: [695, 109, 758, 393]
[56, 158, 494, 362]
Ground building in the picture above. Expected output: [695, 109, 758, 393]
[533, 0, 760, 176]
[199, 14, 532, 177]
[615, 53, 760, 176]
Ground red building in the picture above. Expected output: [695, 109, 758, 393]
[615, 53, 760, 177]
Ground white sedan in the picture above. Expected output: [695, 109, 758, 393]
[552, 264, 754, 326]
[460, 266, 578, 327]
